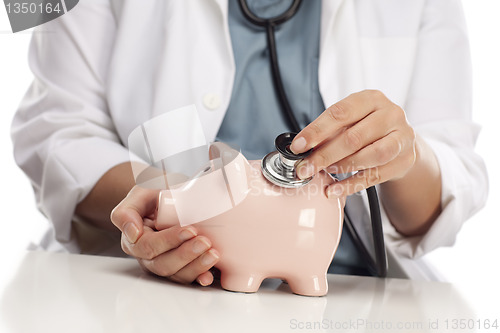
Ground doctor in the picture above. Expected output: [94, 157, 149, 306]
[12, 0, 487, 286]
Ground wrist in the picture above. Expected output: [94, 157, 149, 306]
[379, 135, 442, 236]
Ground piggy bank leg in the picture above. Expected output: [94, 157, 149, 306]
[220, 271, 264, 293]
[286, 274, 328, 297]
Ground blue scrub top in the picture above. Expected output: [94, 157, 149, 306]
[216, 0, 371, 276]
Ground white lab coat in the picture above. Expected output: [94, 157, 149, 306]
[11, 0, 488, 279]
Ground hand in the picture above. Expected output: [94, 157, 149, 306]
[110, 186, 220, 286]
[291, 90, 417, 197]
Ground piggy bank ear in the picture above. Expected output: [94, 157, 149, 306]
[155, 190, 180, 230]
[209, 142, 248, 165]
[208, 141, 251, 206]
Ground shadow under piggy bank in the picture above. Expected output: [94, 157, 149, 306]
[156, 142, 345, 296]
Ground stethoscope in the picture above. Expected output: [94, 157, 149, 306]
[239, 0, 388, 277]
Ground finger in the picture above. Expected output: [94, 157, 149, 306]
[196, 271, 215, 287]
[170, 248, 220, 285]
[138, 235, 212, 278]
[143, 217, 156, 229]
[121, 225, 198, 260]
[296, 110, 396, 178]
[326, 131, 403, 174]
[110, 186, 160, 243]
[326, 154, 415, 197]
[290, 90, 389, 154]
[326, 166, 385, 198]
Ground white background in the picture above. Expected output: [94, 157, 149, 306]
[1, 1, 499, 317]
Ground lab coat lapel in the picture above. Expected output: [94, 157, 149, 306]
[147, 0, 234, 144]
[213, 0, 229, 18]
[319, 0, 365, 108]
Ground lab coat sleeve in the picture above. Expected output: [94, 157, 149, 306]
[10, 0, 129, 248]
[382, 0, 488, 258]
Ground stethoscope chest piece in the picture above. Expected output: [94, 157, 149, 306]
[261, 132, 313, 188]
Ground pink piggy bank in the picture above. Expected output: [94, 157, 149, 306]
[156, 142, 345, 296]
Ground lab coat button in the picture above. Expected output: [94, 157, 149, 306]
[203, 93, 221, 110]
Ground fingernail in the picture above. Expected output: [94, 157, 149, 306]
[201, 249, 219, 266]
[297, 162, 315, 180]
[327, 164, 339, 174]
[197, 277, 208, 287]
[197, 274, 213, 287]
[124, 223, 140, 243]
[327, 184, 344, 198]
[193, 238, 211, 254]
[291, 136, 307, 153]
[179, 227, 197, 242]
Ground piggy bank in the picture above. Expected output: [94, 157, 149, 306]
[156, 142, 345, 296]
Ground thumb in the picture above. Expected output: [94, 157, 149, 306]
[110, 186, 160, 243]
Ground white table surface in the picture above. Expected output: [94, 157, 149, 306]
[0, 251, 484, 333]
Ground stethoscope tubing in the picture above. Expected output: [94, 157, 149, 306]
[238, 0, 303, 27]
[265, 23, 301, 132]
[238, 0, 302, 132]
